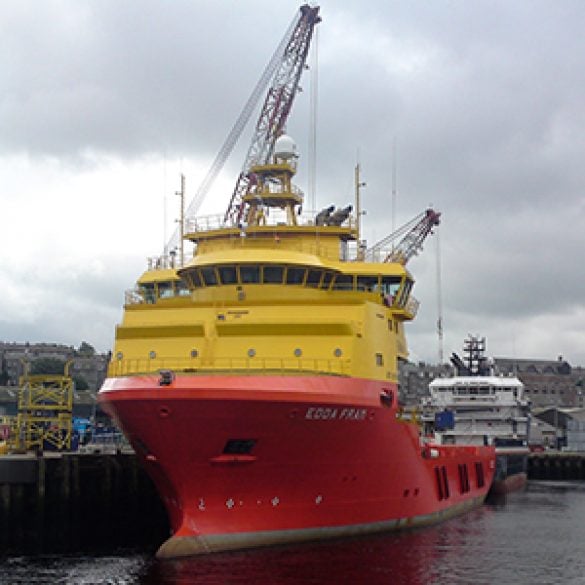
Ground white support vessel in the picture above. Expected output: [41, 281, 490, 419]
[422, 336, 531, 494]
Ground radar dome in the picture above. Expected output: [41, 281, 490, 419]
[274, 134, 297, 160]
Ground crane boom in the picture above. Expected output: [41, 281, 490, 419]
[224, 4, 321, 225]
[384, 208, 441, 264]
[165, 10, 300, 255]
[365, 208, 441, 265]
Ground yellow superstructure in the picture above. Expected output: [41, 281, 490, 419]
[110, 156, 419, 386]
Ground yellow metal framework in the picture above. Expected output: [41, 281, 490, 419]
[15, 366, 73, 451]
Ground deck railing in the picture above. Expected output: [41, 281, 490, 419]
[108, 356, 352, 377]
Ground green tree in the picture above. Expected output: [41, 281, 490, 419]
[0, 357, 9, 385]
[77, 341, 96, 357]
[73, 375, 89, 390]
[31, 358, 67, 375]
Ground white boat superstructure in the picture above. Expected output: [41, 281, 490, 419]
[421, 336, 531, 494]
[422, 375, 530, 447]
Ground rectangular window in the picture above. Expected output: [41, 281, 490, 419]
[201, 267, 218, 286]
[223, 439, 257, 455]
[190, 270, 203, 288]
[306, 269, 323, 288]
[375, 353, 384, 367]
[176, 279, 191, 297]
[240, 265, 260, 283]
[218, 265, 238, 284]
[357, 275, 379, 292]
[321, 272, 334, 289]
[332, 274, 354, 290]
[441, 466, 450, 498]
[458, 464, 470, 493]
[435, 467, 444, 500]
[286, 267, 306, 285]
[263, 265, 284, 284]
[475, 462, 485, 488]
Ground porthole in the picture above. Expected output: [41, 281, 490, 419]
[294, 348, 302, 357]
[248, 348, 256, 358]
[334, 348, 342, 357]
[190, 349, 198, 358]
[149, 351, 157, 359]
[116, 352, 123, 360]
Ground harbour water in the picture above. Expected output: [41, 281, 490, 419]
[2, 481, 584, 585]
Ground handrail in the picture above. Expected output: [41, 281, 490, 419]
[108, 356, 351, 377]
[184, 210, 356, 234]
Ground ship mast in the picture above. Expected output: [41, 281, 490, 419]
[355, 163, 366, 260]
[176, 174, 185, 267]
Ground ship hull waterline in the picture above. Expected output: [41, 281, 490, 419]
[98, 373, 496, 558]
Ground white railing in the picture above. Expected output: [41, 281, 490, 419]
[183, 209, 357, 234]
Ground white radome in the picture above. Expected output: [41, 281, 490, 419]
[274, 134, 297, 160]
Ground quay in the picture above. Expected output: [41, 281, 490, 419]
[528, 451, 585, 481]
[1, 449, 584, 555]
[0, 452, 168, 554]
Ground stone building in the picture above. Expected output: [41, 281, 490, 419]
[399, 355, 585, 410]
[0, 342, 109, 391]
[494, 357, 585, 409]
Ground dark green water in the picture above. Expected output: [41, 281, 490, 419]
[1, 481, 584, 584]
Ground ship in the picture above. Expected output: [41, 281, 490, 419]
[98, 5, 496, 558]
[421, 336, 531, 495]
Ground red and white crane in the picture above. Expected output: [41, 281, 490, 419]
[366, 208, 441, 265]
[224, 4, 321, 225]
[165, 5, 320, 254]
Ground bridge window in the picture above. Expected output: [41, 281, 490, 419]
[381, 276, 402, 305]
[140, 283, 156, 303]
[189, 270, 203, 288]
[201, 267, 218, 286]
[218, 265, 238, 285]
[332, 274, 354, 290]
[263, 265, 284, 284]
[240, 265, 260, 284]
[357, 275, 379, 292]
[176, 279, 191, 297]
[321, 272, 334, 289]
[306, 269, 323, 288]
[286, 267, 306, 285]
[158, 281, 174, 298]
[396, 278, 413, 307]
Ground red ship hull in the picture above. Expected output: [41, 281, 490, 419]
[99, 374, 495, 558]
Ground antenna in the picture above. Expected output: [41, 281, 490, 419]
[391, 138, 397, 253]
[355, 160, 366, 259]
[176, 174, 185, 266]
[436, 229, 444, 364]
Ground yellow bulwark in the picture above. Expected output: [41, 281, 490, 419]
[110, 155, 419, 385]
[15, 362, 73, 452]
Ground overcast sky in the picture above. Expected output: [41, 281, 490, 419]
[2, 0, 585, 366]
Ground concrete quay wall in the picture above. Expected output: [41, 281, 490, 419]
[528, 452, 585, 481]
[0, 453, 169, 554]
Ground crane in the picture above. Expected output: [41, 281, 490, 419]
[165, 6, 313, 255]
[224, 4, 321, 226]
[365, 208, 441, 265]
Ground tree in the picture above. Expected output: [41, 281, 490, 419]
[30, 358, 67, 375]
[73, 375, 89, 390]
[77, 342, 96, 357]
[0, 356, 9, 385]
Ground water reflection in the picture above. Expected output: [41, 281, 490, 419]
[143, 508, 490, 585]
[3, 482, 585, 585]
